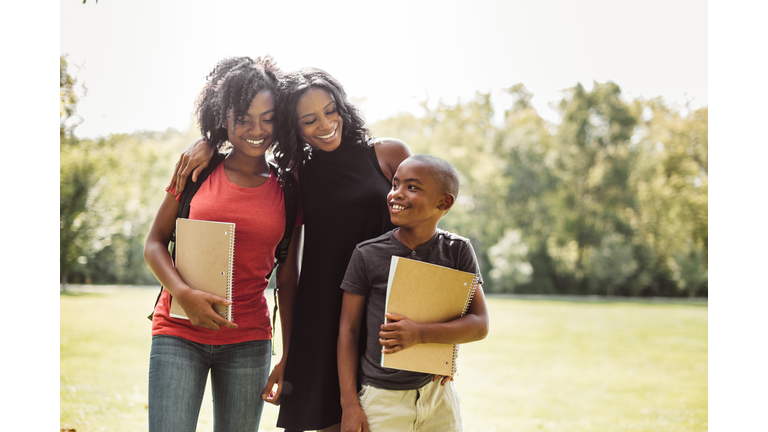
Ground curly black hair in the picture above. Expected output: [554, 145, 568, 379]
[273, 67, 370, 170]
[194, 56, 282, 164]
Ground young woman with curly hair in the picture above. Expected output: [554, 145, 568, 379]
[171, 66, 411, 432]
[144, 56, 303, 432]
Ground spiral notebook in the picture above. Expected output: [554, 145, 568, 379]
[381, 256, 480, 376]
[170, 218, 235, 322]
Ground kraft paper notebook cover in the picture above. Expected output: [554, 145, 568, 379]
[381, 256, 480, 376]
[170, 218, 235, 321]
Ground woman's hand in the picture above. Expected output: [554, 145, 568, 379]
[262, 360, 286, 405]
[341, 404, 369, 432]
[169, 138, 214, 194]
[173, 286, 236, 331]
[379, 312, 422, 354]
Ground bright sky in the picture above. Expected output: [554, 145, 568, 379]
[60, 0, 708, 139]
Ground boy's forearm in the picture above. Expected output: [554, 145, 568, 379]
[381, 297, 489, 354]
[417, 312, 489, 345]
[419, 284, 489, 345]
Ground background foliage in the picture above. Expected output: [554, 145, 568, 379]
[60, 57, 707, 296]
[60, 55, 198, 285]
[373, 83, 707, 297]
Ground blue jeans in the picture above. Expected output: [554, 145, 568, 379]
[148, 335, 271, 432]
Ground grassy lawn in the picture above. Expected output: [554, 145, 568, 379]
[61, 288, 707, 431]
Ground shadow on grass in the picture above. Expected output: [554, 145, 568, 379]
[59, 284, 160, 297]
[59, 289, 115, 298]
[486, 294, 708, 307]
[60, 290, 94, 297]
[59, 285, 707, 307]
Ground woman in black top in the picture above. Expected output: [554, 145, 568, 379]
[171, 66, 411, 432]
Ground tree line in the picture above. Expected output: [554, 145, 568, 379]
[60, 57, 707, 296]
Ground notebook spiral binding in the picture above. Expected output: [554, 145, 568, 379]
[451, 345, 461, 376]
[460, 274, 480, 316]
[451, 273, 480, 375]
[226, 227, 235, 322]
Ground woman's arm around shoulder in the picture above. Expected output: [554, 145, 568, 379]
[372, 137, 412, 182]
[168, 138, 215, 194]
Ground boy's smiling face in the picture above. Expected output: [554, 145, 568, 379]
[387, 158, 449, 229]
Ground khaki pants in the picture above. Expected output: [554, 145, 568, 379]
[358, 380, 463, 431]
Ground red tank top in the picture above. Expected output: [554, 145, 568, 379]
[152, 163, 301, 345]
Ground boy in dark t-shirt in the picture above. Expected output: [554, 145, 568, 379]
[338, 154, 490, 432]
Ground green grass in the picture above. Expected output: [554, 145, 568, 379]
[61, 288, 707, 432]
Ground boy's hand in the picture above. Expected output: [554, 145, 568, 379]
[433, 374, 454, 386]
[341, 405, 369, 432]
[379, 312, 421, 354]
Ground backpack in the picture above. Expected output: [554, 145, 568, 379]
[147, 151, 299, 325]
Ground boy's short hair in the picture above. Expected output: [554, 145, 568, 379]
[410, 154, 460, 197]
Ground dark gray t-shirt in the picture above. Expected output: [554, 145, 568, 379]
[340, 229, 483, 390]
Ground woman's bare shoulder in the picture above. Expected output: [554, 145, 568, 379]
[372, 137, 412, 181]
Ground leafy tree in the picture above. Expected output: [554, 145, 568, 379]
[586, 232, 638, 296]
[84, 129, 197, 284]
[373, 82, 707, 296]
[491, 84, 561, 293]
[60, 55, 81, 142]
[629, 99, 708, 296]
[551, 82, 638, 293]
[60, 55, 97, 285]
[671, 240, 708, 298]
[60, 55, 195, 285]
[488, 229, 533, 293]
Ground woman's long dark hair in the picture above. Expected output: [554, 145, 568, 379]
[273, 67, 370, 171]
[194, 56, 285, 169]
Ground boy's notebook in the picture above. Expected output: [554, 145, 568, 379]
[381, 256, 480, 376]
[170, 218, 235, 322]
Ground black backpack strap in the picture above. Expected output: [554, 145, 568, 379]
[171, 151, 227, 260]
[177, 152, 228, 220]
[147, 151, 227, 321]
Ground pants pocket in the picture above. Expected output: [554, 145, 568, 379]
[358, 384, 377, 410]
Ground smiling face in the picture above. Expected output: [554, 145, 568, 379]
[226, 90, 275, 160]
[387, 158, 450, 229]
[296, 87, 343, 152]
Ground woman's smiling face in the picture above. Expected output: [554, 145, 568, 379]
[296, 87, 343, 152]
[226, 90, 275, 160]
